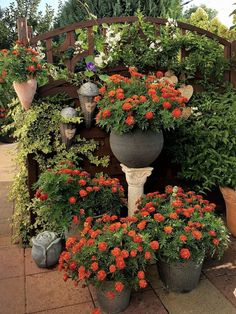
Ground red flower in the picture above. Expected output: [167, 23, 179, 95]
[139, 279, 148, 288]
[92, 308, 101, 314]
[69, 261, 77, 270]
[180, 248, 191, 259]
[133, 235, 142, 243]
[63, 273, 68, 281]
[90, 262, 99, 271]
[172, 108, 182, 118]
[116, 256, 126, 269]
[111, 247, 121, 257]
[140, 95, 147, 102]
[122, 103, 133, 111]
[72, 215, 79, 224]
[192, 230, 202, 240]
[164, 226, 173, 234]
[78, 179, 87, 186]
[150, 241, 159, 250]
[154, 213, 165, 222]
[94, 96, 101, 102]
[125, 115, 135, 125]
[99, 86, 106, 94]
[145, 112, 154, 119]
[213, 238, 220, 246]
[156, 71, 163, 78]
[109, 264, 116, 273]
[137, 220, 147, 230]
[115, 281, 124, 292]
[130, 249, 137, 257]
[79, 189, 88, 198]
[69, 196, 76, 204]
[121, 250, 129, 258]
[27, 65, 35, 72]
[116, 93, 125, 100]
[97, 270, 106, 281]
[162, 101, 171, 109]
[98, 242, 107, 252]
[179, 235, 187, 242]
[137, 270, 145, 279]
[36, 63, 42, 70]
[102, 110, 111, 118]
[169, 212, 178, 219]
[144, 251, 152, 260]
[208, 230, 216, 237]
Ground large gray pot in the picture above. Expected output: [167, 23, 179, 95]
[97, 281, 131, 313]
[157, 258, 203, 293]
[110, 129, 164, 168]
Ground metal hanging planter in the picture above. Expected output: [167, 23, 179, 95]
[60, 107, 77, 149]
[78, 81, 99, 128]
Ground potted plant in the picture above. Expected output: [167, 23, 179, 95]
[167, 89, 236, 236]
[32, 163, 125, 238]
[95, 67, 190, 168]
[0, 41, 47, 110]
[58, 213, 160, 313]
[135, 185, 229, 292]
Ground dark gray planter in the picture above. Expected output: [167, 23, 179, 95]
[97, 281, 131, 313]
[157, 259, 203, 293]
[109, 129, 164, 168]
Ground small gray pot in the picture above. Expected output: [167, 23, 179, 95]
[97, 281, 131, 313]
[157, 258, 203, 293]
[31, 231, 62, 268]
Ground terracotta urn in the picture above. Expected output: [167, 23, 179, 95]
[220, 187, 236, 237]
[13, 78, 37, 110]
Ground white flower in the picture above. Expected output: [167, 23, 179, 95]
[149, 42, 156, 49]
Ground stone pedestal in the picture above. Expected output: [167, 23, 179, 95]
[121, 164, 153, 216]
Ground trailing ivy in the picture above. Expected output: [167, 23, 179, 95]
[9, 95, 109, 245]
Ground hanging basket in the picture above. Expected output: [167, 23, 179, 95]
[13, 78, 37, 110]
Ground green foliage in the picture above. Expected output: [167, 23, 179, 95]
[32, 166, 125, 237]
[183, 4, 217, 20]
[167, 89, 236, 191]
[136, 186, 229, 263]
[57, 0, 183, 27]
[9, 94, 109, 244]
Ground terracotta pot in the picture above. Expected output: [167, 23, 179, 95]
[220, 187, 236, 237]
[13, 78, 37, 110]
[110, 128, 164, 168]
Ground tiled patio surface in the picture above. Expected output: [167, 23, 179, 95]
[0, 142, 236, 314]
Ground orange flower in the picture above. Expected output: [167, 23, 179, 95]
[111, 247, 121, 257]
[150, 241, 159, 250]
[122, 103, 133, 111]
[137, 220, 147, 230]
[102, 109, 111, 118]
[162, 101, 171, 109]
[144, 251, 152, 260]
[213, 238, 220, 246]
[108, 90, 116, 97]
[98, 242, 107, 252]
[115, 281, 124, 292]
[139, 95, 147, 102]
[90, 262, 99, 271]
[116, 92, 125, 100]
[154, 213, 165, 222]
[179, 235, 187, 242]
[164, 226, 173, 234]
[192, 230, 202, 240]
[109, 264, 116, 273]
[94, 96, 101, 102]
[147, 89, 156, 95]
[130, 249, 137, 257]
[139, 279, 148, 288]
[145, 112, 154, 119]
[116, 256, 126, 269]
[79, 189, 88, 198]
[97, 270, 106, 281]
[137, 270, 145, 279]
[121, 250, 129, 258]
[125, 115, 135, 125]
[180, 248, 191, 259]
[99, 86, 106, 94]
[172, 108, 182, 118]
[169, 212, 178, 219]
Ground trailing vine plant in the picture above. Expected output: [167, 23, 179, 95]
[9, 95, 109, 245]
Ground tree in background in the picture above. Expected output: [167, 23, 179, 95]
[186, 7, 236, 41]
[0, 0, 55, 49]
[56, 0, 190, 27]
[183, 4, 217, 20]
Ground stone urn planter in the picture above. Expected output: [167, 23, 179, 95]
[220, 187, 236, 237]
[97, 281, 131, 313]
[60, 107, 77, 149]
[157, 258, 204, 293]
[13, 78, 37, 110]
[31, 231, 62, 268]
[110, 128, 164, 168]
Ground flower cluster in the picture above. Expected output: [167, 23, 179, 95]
[95, 67, 189, 134]
[0, 40, 47, 84]
[0, 107, 8, 119]
[135, 186, 229, 263]
[33, 162, 125, 236]
[59, 213, 159, 292]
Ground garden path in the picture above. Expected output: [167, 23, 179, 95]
[0, 142, 235, 314]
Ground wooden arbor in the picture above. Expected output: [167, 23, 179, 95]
[17, 16, 236, 198]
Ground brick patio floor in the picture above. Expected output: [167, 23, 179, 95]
[0, 143, 236, 314]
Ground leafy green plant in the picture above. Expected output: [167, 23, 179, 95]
[167, 89, 236, 191]
[32, 165, 125, 236]
[135, 186, 229, 263]
[9, 94, 109, 244]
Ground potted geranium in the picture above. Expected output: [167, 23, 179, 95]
[135, 185, 229, 292]
[0, 40, 47, 110]
[95, 67, 190, 168]
[32, 163, 125, 238]
[59, 213, 160, 313]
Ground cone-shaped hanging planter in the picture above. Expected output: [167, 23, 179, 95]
[13, 78, 37, 110]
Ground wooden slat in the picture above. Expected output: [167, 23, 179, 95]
[230, 41, 236, 87]
[87, 26, 94, 55]
[224, 45, 231, 82]
[45, 39, 53, 63]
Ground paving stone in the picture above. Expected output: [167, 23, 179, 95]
[25, 247, 57, 276]
[0, 276, 25, 314]
[156, 277, 236, 314]
[0, 218, 12, 235]
[0, 245, 24, 279]
[0, 143, 18, 181]
[32, 302, 94, 314]
[0, 235, 11, 246]
[0, 181, 13, 219]
[26, 270, 92, 313]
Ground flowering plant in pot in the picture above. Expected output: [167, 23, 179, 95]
[95, 67, 190, 167]
[59, 213, 160, 313]
[32, 164, 125, 238]
[135, 185, 229, 292]
[0, 41, 47, 110]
